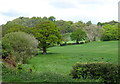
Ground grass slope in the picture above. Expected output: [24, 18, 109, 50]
[28, 41, 118, 75]
[2, 41, 118, 82]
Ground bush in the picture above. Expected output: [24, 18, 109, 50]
[101, 34, 112, 41]
[60, 43, 67, 46]
[2, 32, 39, 64]
[70, 62, 119, 83]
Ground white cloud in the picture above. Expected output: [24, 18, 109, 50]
[0, 0, 119, 25]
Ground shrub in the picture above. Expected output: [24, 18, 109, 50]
[60, 43, 67, 46]
[2, 32, 39, 64]
[70, 62, 119, 83]
[100, 34, 112, 41]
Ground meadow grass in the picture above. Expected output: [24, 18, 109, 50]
[28, 41, 118, 75]
[2, 41, 118, 82]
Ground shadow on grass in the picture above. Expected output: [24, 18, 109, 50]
[36, 52, 61, 56]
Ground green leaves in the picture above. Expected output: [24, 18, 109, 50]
[70, 29, 87, 43]
[101, 24, 118, 41]
[32, 21, 62, 54]
[2, 32, 39, 63]
[70, 62, 119, 83]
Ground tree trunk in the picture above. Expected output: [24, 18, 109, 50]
[43, 47, 47, 54]
[76, 39, 79, 44]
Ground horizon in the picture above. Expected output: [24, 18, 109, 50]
[0, 16, 118, 25]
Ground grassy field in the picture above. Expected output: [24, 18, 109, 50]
[2, 41, 118, 82]
[28, 41, 118, 75]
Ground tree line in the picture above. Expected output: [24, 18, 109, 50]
[1, 16, 119, 65]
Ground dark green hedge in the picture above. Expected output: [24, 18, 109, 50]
[70, 62, 119, 83]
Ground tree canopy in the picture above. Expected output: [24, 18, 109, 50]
[31, 21, 62, 54]
[101, 24, 119, 41]
[70, 29, 87, 44]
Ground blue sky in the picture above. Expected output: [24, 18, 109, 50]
[0, 0, 119, 25]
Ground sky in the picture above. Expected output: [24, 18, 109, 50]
[0, 0, 119, 25]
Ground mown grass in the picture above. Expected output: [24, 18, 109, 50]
[2, 41, 118, 82]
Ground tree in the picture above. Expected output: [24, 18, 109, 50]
[70, 29, 87, 44]
[101, 24, 118, 41]
[97, 20, 118, 27]
[2, 32, 38, 64]
[48, 16, 56, 21]
[2, 22, 32, 37]
[55, 20, 73, 34]
[71, 21, 85, 32]
[42, 16, 48, 21]
[62, 33, 70, 44]
[86, 21, 92, 26]
[84, 24, 102, 42]
[97, 22, 102, 26]
[32, 21, 62, 54]
[11, 17, 42, 27]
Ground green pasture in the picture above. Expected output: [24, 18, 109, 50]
[28, 41, 118, 75]
[2, 41, 118, 82]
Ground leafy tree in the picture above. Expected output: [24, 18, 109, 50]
[84, 24, 102, 42]
[97, 22, 102, 26]
[48, 16, 56, 21]
[32, 21, 62, 54]
[2, 32, 38, 64]
[62, 33, 70, 44]
[2, 22, 26, 37]
[97, 20, 118, 26]
[86, 21, 92, 26]
[12, 17, 42, 27]
[70, 29, 87, 44]
[101, 24, 118, 41]
[42, 16, 48, 21]
[56, 20, 73, 34]
[71, 21, 85, 31]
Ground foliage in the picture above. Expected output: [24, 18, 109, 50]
[61, 33, 71, 44]
[2, 16, 118, 42]
[2, 62, 101, 83]
[55, 20, 73, 34]
[2, 22, 27, 37]
[2, 64, 78, 82]
[70, 29, 87, 44]
[48, 16, 56, 21]
[2, 32, 38, 64]
[70, 62, 119, 83]
[84, 24, 103, 42]
[32, 21, 62, 54]
[97, 20, 118, 26]
[86, 21, 92, 26]
[70, 21, 85, 32]
[9, 16, 56, 27]
[101, 24, 118, 41]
